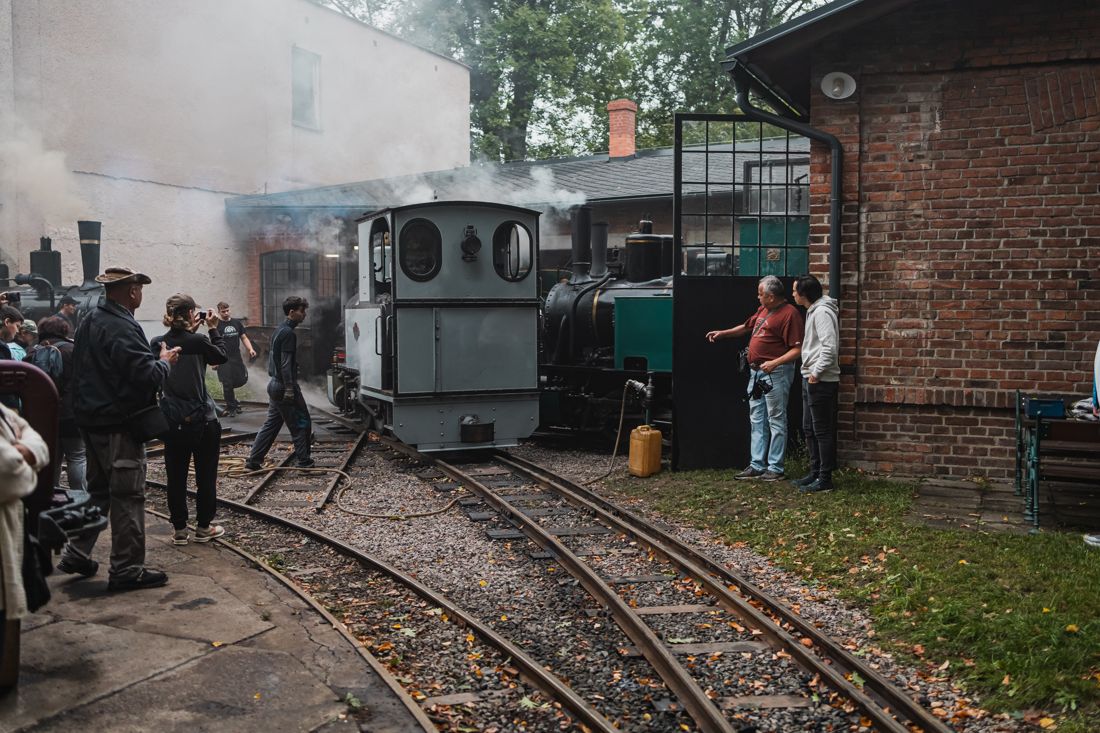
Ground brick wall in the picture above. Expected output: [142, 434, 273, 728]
[809, 0, 1100, 479]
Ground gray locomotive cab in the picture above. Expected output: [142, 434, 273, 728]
[346, 201, 541, 451]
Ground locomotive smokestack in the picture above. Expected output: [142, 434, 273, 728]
[591, 221, 608, 278]
[77, 220, 101, 290]
[570, 206, 592, 283]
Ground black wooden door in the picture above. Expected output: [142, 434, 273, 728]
[672, 114, 810, 470]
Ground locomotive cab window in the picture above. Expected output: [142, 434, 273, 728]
[399, 219, 442, 282]
[368, 219, 391, 300]
[492, 221, 533, 282]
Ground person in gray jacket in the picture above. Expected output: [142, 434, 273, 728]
[792, 275, 840, 492]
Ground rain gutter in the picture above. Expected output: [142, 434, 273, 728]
[727, 61, 843, 298]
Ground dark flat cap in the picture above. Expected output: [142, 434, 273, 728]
[95, 266, 152, 285]
[58, 295, 79, 305]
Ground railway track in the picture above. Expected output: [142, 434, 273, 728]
[380, 438, 953, 733]
[145, 477, 619, 732]
[146, 415, 954, 731]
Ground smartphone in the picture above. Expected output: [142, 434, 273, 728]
[3, 291, 21, 305]
[197, 310, 208, 321]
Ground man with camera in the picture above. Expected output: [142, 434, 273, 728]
[57, 266, 181, 592]
[245, 295, 313, 471]
[706, 275, 803, 481]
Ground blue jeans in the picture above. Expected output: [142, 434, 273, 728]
[746, 363, 795, 474]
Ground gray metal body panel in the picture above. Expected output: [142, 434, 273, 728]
[346, 303, 383, 390]
[391, 203, 538, 301]
[397, 307, 537, 394]
[348, 202, 541, 450]
[392, 394, 539, 451]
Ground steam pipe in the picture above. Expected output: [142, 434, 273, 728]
[568, 272, 612, 364]
[731, 65, 843, 298]
[591, 222, 608, 278]
[14, 274, 56, 311]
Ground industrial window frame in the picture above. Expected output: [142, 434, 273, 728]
[292, 46, 322, 130]
[261, 250, 315, 326]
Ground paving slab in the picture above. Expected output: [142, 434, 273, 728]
[25, 647, 347, 733]
[1, 513, 424, 733]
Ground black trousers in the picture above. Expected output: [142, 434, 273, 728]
[248, 381, 312, 465]
[164, 419, 222, 530]
[802, 379, 839, 476]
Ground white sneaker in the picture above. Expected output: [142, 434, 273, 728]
[194, 525, 225, 543]
[1083, 534, 1100, 548]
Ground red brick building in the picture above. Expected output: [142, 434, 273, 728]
[726, 0, 1100, 479]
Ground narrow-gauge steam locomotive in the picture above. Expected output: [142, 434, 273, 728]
[0, 221, 106, 323]
[326, 201, 542, 451]
[539, 206, 674, 433]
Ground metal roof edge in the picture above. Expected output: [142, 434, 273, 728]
[723, 0, 870, 59]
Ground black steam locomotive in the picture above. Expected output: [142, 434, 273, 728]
[538, 207, 674, 433]
[0, 221, 106, 325]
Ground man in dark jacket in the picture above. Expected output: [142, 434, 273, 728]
[245, 295, 313, 470]
[57, 266, 180, 592]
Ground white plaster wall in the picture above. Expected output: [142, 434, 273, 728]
[1, 0, 470, 321]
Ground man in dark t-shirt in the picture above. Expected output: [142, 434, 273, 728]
[214, 301, 256, 415]
[706, 275, 804, 481]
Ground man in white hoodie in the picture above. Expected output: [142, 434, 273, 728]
[792, 275, 840, 492]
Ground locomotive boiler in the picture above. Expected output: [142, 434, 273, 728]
[327, 201, 542, 451]
[539, 207, 674, 433]
[0, 220, 105, 324]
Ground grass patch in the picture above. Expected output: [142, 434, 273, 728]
[204, 371, 255, 402]
[608, 462, 1100, 730]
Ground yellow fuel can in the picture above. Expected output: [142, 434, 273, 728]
[628, 425, 662, 478]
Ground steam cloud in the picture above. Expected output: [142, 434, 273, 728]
[0, 113, 87, 230]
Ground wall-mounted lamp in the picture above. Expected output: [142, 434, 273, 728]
[821, 71, 856, 100]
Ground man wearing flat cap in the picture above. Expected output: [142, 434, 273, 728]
[57, 266, 181, 592]
[56, 294, 80, 334]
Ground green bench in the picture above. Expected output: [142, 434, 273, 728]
[1015, 392, 1100, 529]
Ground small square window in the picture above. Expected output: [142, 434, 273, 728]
[292, 46, 321, 129]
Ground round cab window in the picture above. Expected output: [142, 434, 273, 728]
[492, 222, 533, 282]
[399, 219, 442, 282]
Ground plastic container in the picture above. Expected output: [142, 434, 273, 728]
[628, 425, 662, 477]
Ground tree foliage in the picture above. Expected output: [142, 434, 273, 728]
[318, 0, 821, 160]
[625, 0, 820, 148]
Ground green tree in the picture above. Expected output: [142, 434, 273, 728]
[322, 0, 631, 161]
[625, 0, 822, 148]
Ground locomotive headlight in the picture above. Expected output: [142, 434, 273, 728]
[460, 225, 481, 262]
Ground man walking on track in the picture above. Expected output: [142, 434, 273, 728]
[245, 296, 313, 471]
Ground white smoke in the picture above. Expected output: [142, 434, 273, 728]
[0, 113, 88, 230]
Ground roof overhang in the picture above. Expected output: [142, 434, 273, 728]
[722, 0, 919, 114]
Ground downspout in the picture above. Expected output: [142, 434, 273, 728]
[731, 64, 843, 298]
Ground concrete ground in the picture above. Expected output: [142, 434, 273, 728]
[1, 513, 423, 733]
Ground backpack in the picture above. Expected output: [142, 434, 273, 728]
[26, 343, 65, 384]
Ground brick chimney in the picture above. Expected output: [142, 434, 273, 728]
[607, 98, 638, 159]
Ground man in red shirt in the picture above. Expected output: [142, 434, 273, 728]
[706, 275, 804, 480]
